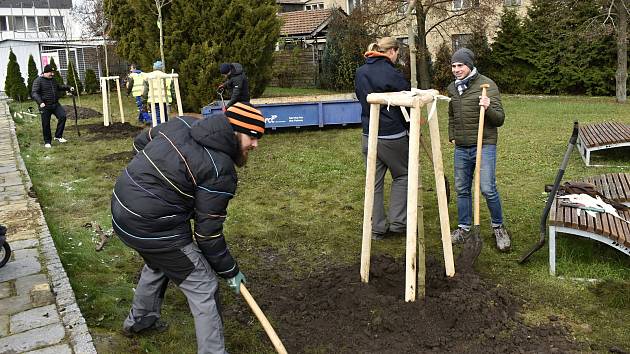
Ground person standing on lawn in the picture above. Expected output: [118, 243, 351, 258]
[126, 64, 151, 124]
[111, 102, 265, 353]
[447, 47, 511, 252]
[31, 64, 74, 148]
[354, 37, 411, 240]
[218, 63, 250, 110]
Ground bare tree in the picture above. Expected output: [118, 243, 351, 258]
[72, 0, 108, 38]
[604, 0, 628, 103]
[584, 0, 628, 103]
[152, 0, 173, 70]
[72, 0, 111, 77]
[357, 0, 500, 88]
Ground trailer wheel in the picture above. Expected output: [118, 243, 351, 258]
[0, 242, 10, 268]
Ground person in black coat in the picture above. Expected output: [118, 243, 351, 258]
[112, 102, 265, 353]
[355, 37, 411, 240]
[31, 64, 74, 148]
[218, 63, 250, 109]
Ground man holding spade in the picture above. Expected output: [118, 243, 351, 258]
[111, 102, 265, 353]
[447, 48, 511, 252]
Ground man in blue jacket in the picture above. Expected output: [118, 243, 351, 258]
[112, 102, 265, 353]
[355, 37, 411, 240]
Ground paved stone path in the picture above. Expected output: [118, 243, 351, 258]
[0, 101, 96, 353]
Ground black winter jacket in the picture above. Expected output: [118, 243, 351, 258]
[222, 63, 250, 107]
[112, 114, 241, 279]
[31, 76, 70, 106]
[355, 53, 411, 137]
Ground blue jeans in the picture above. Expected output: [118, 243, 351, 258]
[454, 144, 504, 228]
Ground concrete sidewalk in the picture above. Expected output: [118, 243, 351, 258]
[0, 101, 96, 353]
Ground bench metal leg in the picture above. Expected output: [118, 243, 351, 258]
[549, 226, 556, 276]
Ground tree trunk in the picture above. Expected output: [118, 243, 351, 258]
[158, 7, 166, 70]
[616, 0, 627, 103]
[407, 0, 418, 88]
[415, 10, 431, 89]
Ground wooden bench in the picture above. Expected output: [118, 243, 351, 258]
[548, 172, 630, 275]
[577, 122, 630, 166]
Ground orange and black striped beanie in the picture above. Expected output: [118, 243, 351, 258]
[225, 102, 266, 139]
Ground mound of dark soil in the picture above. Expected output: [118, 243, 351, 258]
[83, 123, 145, 142]
[61, 105, 102, 120]
[234, 255, 582, 353]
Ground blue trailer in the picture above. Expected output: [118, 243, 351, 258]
[201, 95, 362, 129]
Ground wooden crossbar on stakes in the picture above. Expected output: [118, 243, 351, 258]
[100, 76, 125, 126]
[360, 90, 455, 302]
[146, 73, 184, 127]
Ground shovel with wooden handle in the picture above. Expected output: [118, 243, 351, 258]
[240, 283, 288, 354]
[457, 84, 490, 269]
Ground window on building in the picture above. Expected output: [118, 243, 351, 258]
[0, 16, 7, 31]
[453, 0, 479, 10]
[305, 3, 324, 10]
[53, 16, 64, 30]
[348, 0, 361, 12]
[38, 16, 51, 31]
[504, 0, 521, 6]
[25, 16, 36, 31]
[14, 16, 25, 31]
[452, 34, 472, 51]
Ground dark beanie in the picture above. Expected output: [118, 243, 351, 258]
[219, 63, 231, 75]
[451, 48, 475, 70]
[43, 64, 53, 73]
[225, 102, 265, 139]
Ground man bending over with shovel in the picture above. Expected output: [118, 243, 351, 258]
[447, 48, 511, 252]
[111, 102, 265, 353]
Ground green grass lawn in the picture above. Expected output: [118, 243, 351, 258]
[9, 91, 630, 353]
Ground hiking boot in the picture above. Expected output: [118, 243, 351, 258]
[121, 320, 169, 337]
[493, 225, 511, 252]
[54, 137, 67, 143]
[451, 227, 470, 245]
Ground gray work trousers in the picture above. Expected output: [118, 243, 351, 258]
[123, 243, 227, 354]
[362, 135, 409, 235]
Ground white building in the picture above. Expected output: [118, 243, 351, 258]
[0, 0, 111, 94]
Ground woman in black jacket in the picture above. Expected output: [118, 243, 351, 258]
[355, 37, 411, 240]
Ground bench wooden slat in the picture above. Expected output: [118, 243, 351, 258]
[601, 209, 612, 237]
[610, 122, 630, 141]
[601, 122, 627, 144]
[611, 122, 630, 140]
[618, 173, 630, 202]
[602, 122, 625, 143]
[549, 198, 558, 225]
[621, 211, 630, 247]
[585, 124, 605, 147]
[578, 127, 596, 147]
[613, 173, 630, 202]
[590, 123, 611, 146]
[606, 174, 620, 201]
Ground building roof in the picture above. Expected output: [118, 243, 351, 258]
[278, 8, 335, 37]
[0, 0, 72, 9]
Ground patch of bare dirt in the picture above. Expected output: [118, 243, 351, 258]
[61, 105, 102, 120]
[230, 254, 585, 353]
[83, 123, 145, 142]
